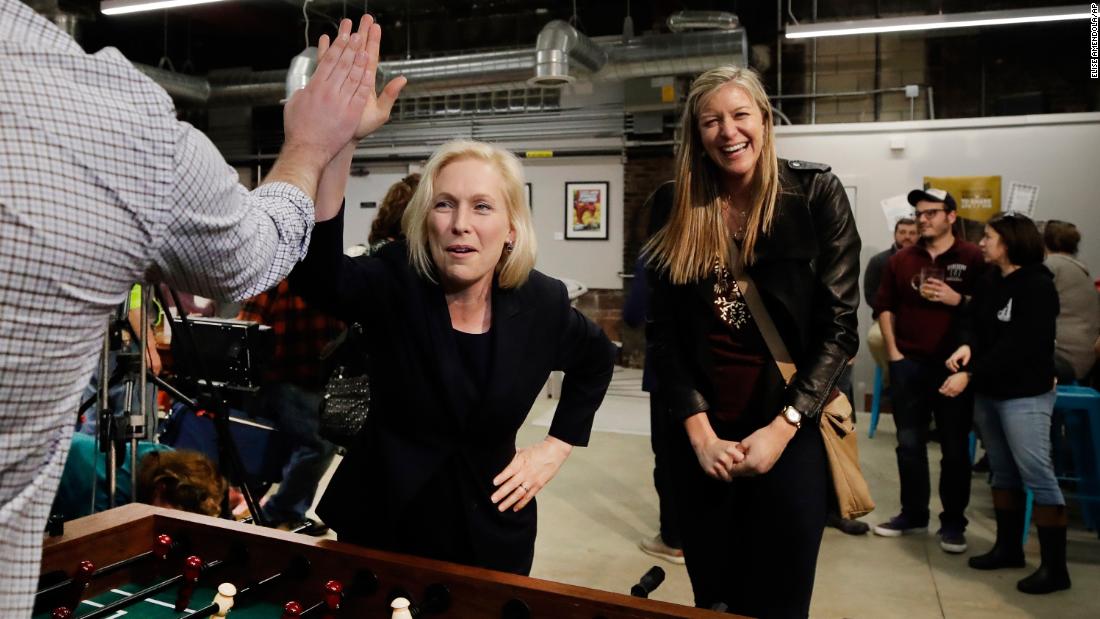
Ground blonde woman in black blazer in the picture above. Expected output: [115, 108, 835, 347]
[290, 139, 615, 575]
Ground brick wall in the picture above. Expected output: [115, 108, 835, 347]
[617, 149, 676, 368]
[794, 33, 928, 123]
[573, 287, 626, 356]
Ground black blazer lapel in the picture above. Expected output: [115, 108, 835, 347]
[417, 277, 473, 427]
[481, 283, 525, 424]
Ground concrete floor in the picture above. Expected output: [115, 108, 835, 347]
[309, 367, 1100, 618]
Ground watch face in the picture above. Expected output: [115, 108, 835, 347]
[784, 408, 801, 424]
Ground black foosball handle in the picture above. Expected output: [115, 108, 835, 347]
[418, 583, 450, 616]
[501, 598, 531, 619]
[630, 565, 666, 598]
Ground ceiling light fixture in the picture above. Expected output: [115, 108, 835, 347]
[101, 0, 227, 16]
[785, 5, 1091, 39]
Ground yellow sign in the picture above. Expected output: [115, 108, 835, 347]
[922, 175, 1001, 223]
[525, 150, 554, 158]
[923, 175, 1001, 242]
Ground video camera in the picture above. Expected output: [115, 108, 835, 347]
[169, 317, 274, 391]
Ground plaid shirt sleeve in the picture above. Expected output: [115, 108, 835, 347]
[153, 123, 314, 303]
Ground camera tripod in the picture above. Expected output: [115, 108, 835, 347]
[75, 284, 268, 526]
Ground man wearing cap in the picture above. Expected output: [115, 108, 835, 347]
[872, 188, 985, 554]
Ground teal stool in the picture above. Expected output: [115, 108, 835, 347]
[1053, 385, 1100, 534]
[868, 365, 884, 438]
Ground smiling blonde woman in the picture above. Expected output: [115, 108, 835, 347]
[643, 66, 861, 617]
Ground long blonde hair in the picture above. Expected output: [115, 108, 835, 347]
[402, 140, 537, 289]
[643, 66, 779, 284]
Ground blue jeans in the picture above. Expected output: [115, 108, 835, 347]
[259, 383, 336, 523]
[974, 390, 1064, 506]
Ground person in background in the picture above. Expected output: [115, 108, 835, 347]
[369, 173, 421, 253]
[865, 218, 918, 370]
[940, 213, 1069, 594]
[0, 7, 403, 613]
[51, 433, 225, 521]
[78, 283, 166, 437]
[237, 279, 344, 534]
[1042, 220, 1099, 384]
[623, 251, 683, 564]
[644, 65, 860, 617]
[873, 188, 984, 553]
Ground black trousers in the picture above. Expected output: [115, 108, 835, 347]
[650, 392, 681, 548]
[888, 357, 973, 529]
[669, 412, 828, 618]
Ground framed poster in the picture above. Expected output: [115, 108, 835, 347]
[524, 182, 532, 212]
[564, 181, 609, 240]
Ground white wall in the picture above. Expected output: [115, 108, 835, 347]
[343, 155, 626, 290]
[524, 156, 624, 290]
[775, 112, 1100, 403]
[342, 164, 416, 249]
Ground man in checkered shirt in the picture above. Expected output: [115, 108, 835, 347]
[0, 2, 404, 614]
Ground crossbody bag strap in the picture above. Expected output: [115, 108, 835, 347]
[728, 243, 798, 385]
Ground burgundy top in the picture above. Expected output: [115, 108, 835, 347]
[705, 263, 769, 423]
[873, 237, 985, 360]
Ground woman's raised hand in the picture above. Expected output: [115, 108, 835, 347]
[491, 436, 573, 512]
[317, 14, 406, 141]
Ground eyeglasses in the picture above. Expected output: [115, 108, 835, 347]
[915, 208, 946, 220]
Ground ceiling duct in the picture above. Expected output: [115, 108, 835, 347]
[529, 20, 608, 87]
[597, 29, 748, 82]
[136, 63, 210, 105]
[666, 10, 740, 32]
[140, 19, 745, 108]
[380, 48, 536, 96]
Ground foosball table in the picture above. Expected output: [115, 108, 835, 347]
[36, 504, 736, 618]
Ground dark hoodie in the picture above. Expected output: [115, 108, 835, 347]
[963, 263, 1059, 399]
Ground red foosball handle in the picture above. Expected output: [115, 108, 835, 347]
[282, 600, 304, 618]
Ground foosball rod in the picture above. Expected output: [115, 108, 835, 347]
[75, 555, 231, 619]
[177, 556, 311, 619]
[36, 533, 180, 598]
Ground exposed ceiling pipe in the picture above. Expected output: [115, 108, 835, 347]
[666, 10, 741, 32]
[140, 19, 746, 108]
[598, 29, 748, 81]
[529, 19, 608, 87]
[380, 48, 535, 95]
[135, 63, 210, 105]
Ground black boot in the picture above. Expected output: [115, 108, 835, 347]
[968, 508, 1026, 570]
[1016, 507, 1071, 594]
[969, 489, 1026, 570]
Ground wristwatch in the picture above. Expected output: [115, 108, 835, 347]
[779, 405, 803, 429]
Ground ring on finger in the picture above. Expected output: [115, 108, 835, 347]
[520, 482, 530, 491]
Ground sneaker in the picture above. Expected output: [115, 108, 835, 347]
[873, 514, 928, 537]
[639, 534, 685, 565]
[937, 527, 968, 554]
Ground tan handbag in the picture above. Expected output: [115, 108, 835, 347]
[729, 247, 875, 520]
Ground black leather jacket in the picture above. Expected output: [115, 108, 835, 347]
[646, 159, 861, 422]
